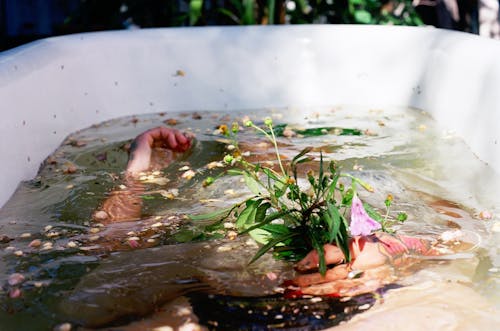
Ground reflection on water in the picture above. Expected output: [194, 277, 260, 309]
[0, 107, 499, 330]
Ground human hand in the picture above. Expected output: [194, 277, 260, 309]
[288, 232, 438, 297]
[126, 127, 192, 175]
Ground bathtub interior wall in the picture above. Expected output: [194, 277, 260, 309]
[1, 25, 500, 207]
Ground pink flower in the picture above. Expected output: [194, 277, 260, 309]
[349, 194, 381, 236]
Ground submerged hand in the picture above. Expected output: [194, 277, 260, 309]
[289, 232, 439, 297]
[126, 127, 192, 175]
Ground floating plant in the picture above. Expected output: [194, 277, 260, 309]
[191, 117, 406, 275]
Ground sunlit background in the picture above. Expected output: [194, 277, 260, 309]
[1, 0, 498, 51]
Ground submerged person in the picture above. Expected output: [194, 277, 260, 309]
[90, 126, 457, 298]
[92, 126, 192, 223]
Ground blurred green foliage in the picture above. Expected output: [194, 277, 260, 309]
[62, 0, 423, 31]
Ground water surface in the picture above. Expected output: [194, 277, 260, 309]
[0, 107, 499, 330]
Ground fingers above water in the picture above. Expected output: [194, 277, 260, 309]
[143, 127, 192, 152]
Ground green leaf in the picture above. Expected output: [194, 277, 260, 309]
[363, 203, 384, 223]
[273, 180, 287, 198]
[342, 188, 354, 205]
[217, 8, 241, 24]
[235, 199, 260, 229]
[294, 127, 363, 136]
[267, 0, 275, 24]
[326, 201, 342, 243]
[336, 219, 351, 262]
[354, 10, 372, 24]
[326, 170, 340, 201]
[240, 209, 296, 235]
[267, 123, 287, 136]
[189, 206, 235, 222]
[244, 172, 262, 195]
[260, 223, 290, 236]
[291, 147, 314, 166]
[174, 228, 202, 243]
[227, 169, 244, 176]
[262, 167, 281, 182]
[322, 209, 334, 237]
[242, 0, 256, 25]
[188, 0, 203, 25]
[317, 152, 324, 196]
[255, 202, 271, 223]
[310, 234, 327, 276]
[287, 184, 300, 201]
[273, 125, 362, 137]
[249, 228, 272, 244]
[397, 212, 408, 222]
[248, 232, 299, 265]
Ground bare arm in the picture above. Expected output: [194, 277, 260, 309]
[93, 127, 192, 224]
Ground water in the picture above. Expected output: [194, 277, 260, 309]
[0, 107, 499, 330]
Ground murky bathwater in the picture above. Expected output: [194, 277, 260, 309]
[0, 107, 499, 330]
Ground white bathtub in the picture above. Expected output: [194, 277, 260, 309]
[1, 25, 500, 330]
[1, 25, 500, 208]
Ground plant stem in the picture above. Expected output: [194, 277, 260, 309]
[340, 173, 374, 192]
[251, 123, 287, 177]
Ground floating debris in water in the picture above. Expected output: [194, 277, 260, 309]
[88, 235, 100, 242]
[266, 272, 278, 281]
[69, 139, 87, 147]
[164, 118, 178, 126]
[8, 273, 25, 286]
[53, 322, 72, 331]
[128, 240, 140, 248]
[29, 239, 42, 248]
[46, 231, 60, 238]
[62, 162, 78, 174]
[226, 231, 237, 240]
[223, 189, 235, 196]
[207, 161, 224, 169]
[66, 241, 78, 248]
[216, 245, 232, 252]
[479, 210, 493, 220]
[358, 303, 371, 310]
[417, 124, 427, 131]
[93, 210, 108, 221]
[9, 287, 22, 298]
[34, 281, 45, 288]
[41, 242, 53, 250]
[440, 230, 463, 242]
[152, 326, 173, 331]
[0, 235, 13, 243]
[223, 222, 235, 229]
[181, 170, 196, 180]
[139, 174, 170, 185]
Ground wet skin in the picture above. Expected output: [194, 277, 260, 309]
[290, 232, 440, 297]
[93, 127, 192, 224]
[92, 126, 449, 296]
